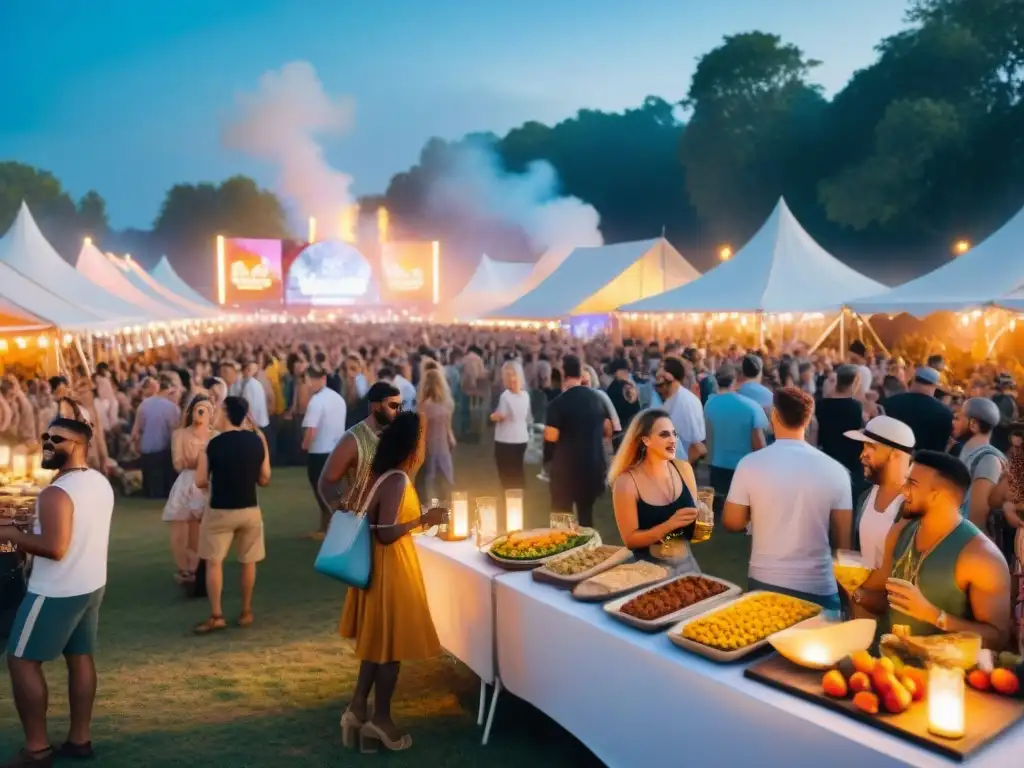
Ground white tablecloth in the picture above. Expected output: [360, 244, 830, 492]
[414, 536, 506, 684]
[495, 572, 1023, 768]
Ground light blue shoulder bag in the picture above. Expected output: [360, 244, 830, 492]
[314, 469, 403, 588]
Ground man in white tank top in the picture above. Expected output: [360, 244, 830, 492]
[1, 406, 114, 765]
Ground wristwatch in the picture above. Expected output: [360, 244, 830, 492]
[936, 610, 950, 631]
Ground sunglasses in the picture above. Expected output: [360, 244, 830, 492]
[41, 433, 79, 445]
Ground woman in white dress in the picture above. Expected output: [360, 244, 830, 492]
[163, 394, 213, 585]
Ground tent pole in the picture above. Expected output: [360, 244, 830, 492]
[839, 308, 846, 352]
[757, 312, 765, 349]
[855, 312, 890, 357]
[808, 314, 842, 353]
[986, 308, 1010, 357]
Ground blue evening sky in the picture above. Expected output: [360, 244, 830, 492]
[1, 0, 907, 229]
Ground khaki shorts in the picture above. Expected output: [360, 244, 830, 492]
[198, 507, 266, 564]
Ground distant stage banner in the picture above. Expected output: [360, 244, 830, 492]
[380, 241, 437, 304]
[282, 240, 380, 306]
[221, 238, 283, 305]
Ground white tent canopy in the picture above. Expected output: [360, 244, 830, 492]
[111, 255, 218, 318]
[151, 256, 218, 309]
[621, 198, 886, 314]
[447, 254, 534, 320]
[0, 206, 119, 330]
[0, 298, 51, 332]
[488, 238, 700, 320]
[851, 204, 1024, 317]
[0, 203, 147, 325]
[76, 242, 187, 321]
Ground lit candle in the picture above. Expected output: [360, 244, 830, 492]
[0, 445, 10, 469]
[505, 489, 524, 533]
[29, 453, 42, 475]
[11, 453, 28, 478]
[451, 491, 469, 539]
[476, 497, 498, 540]
[928, 664, 965, 739]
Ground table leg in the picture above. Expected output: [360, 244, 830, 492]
[477, 678, 486, 725]
[481, 677, 502, 745]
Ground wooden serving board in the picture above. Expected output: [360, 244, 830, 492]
[745, 653, 1024, 762]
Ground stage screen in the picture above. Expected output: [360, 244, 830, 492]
[380, 242, 436, 304]
[222, 238, 283, 305]
[283, 240, 380, 306]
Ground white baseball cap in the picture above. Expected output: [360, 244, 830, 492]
[844, 415, 915, 453]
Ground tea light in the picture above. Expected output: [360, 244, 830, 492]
[505, 489, 524, 533]
[448, 491, 470, 540]
[0, 444, 10, 469]
[29, 453, 43, 475]
[476, 497, 498, 541]
[11, 453, 28, 479]
[928, 664, 965, 740]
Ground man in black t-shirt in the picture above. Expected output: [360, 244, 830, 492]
[194, 396, 271, 634]
[605, 359, 640, 445]
[543, 355, 611, 527]
[882, 367, 954, 453]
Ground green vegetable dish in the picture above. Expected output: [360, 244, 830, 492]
[489, 530, 592, 560]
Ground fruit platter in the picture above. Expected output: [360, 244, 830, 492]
[604, 574, 740, 631]
[532, 545, 631, 587]
[745, 640, 1024, 761]
[484, 528, 599, 570]
[572, 561, 671, 602]
[670, 591, 823, 661]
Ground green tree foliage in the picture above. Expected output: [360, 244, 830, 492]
[678, 32, 827, 243]
[152, 175, 291, 289]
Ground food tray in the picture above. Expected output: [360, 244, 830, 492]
[668, 591, 825, 662]
[572, 561, 673, 602]
[603, 574, 741, 631]
[484, 527, 600, 571]
[532, 545, 632, 587]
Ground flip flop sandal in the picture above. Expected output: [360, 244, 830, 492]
[193, 615, 226, 635]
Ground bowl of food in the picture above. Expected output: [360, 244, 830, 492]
[768, 618, 876, 669]
[485, 528, 598, 570]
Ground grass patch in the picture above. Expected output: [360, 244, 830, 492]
[0, 447, 749, 766]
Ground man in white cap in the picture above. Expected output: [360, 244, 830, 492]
[844, 415, 916, 569]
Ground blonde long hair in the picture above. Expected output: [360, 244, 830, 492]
[417, 367, 453, 410]
[607, 408, 671, 485]
[501, 360, 526, 392]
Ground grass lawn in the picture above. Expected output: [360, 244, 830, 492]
[0, 445, 751, 766]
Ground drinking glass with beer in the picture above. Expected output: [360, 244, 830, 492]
[691, 487, 715, 544]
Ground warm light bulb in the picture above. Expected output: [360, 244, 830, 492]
[953, 239, 971, 255]
[719, 245, 733, 261]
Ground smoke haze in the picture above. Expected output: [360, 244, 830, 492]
[222, 61, 354, 229]
[426, 140, 603, 255]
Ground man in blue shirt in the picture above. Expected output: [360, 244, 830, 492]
[704, 367, 768, 514]
[736, 354, 774, 413]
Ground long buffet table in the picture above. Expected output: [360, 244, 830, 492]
[414, 540, 1024, 766]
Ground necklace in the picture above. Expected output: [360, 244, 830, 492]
[892, 520, 958, 586]
[641, 462, 677, 506]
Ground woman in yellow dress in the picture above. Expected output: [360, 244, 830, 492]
[338, 411, 446, 753]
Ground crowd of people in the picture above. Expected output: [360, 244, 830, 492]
[1, 320, 1023, 763]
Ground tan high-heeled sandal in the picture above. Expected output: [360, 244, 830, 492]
[359, 721, 412, 753]
[339, 710, 364, 749]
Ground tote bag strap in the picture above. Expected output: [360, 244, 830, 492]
[357, 469, 410, 530]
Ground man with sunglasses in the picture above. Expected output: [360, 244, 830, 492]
[1, 408, 114, 766]
[317, 382, 403, 515]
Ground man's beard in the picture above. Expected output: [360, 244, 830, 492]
[41, 450, 70, 470]
[864, 463, 884, 486]
[900, 503, 926, 519]
[372, 410, 393, 426]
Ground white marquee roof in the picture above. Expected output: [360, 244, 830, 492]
[0, 298, 50, 332]
[621, 198, 885, 314]
[851, 203, 1024, 317]
[111, 255, 217, 318]
[448, 254, 534, 320]
[488, 237, 700, 320]
[0, 203, 146, 325]
[76, 242, 187, 320]
[152, 256, 218, 309]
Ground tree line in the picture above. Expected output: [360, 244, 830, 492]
[1, 0, 1021, 293]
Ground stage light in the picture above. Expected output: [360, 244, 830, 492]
[953, 239, 971, 255]
[377, 207, 390, 244]
[83, 236, 92, 247]
[432, 241, 440, 305]
[308, 216, 317, 243]
[719, 244, 733, 261]
[216, 235, 226, 305]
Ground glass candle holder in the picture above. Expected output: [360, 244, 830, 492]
[444, 491, 470, 540]
[11, 453, 28, 479]
[928, 664, 965, 740]
[0, 444, 10, 469]
[504, 489, 524, 533]
[476, 497, 498, 543]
